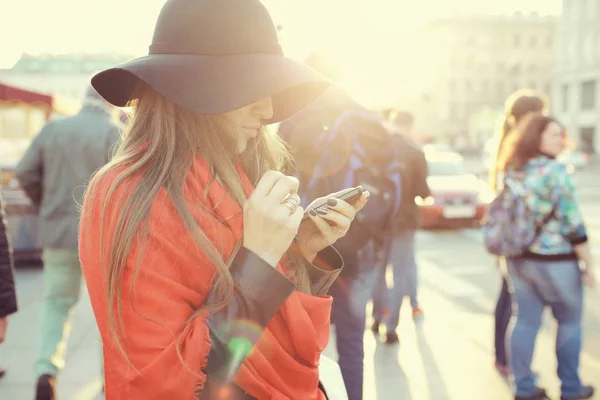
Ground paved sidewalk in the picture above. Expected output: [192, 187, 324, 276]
[2, 262, 600, 400]
[0, 267, 103, 400]
[329, 281, 600, 400]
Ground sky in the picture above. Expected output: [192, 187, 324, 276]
[1, 0, 562, 104]
[2, 0, 561, 57]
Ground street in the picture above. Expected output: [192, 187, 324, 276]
[1, 168, 600, 400]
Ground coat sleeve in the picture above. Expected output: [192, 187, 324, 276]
[0, 192, 17, 318]
[15, 128, 46, 208]
[414, 149, 431, 199]
[548, 162, 588, 245]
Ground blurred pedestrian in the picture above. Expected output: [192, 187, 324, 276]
[498, 114, 595, 400]
[278, 50, 394, 400]
[490, 90, 546, 376]
[15, 84, 120, 400]
[78, 0, 370, 398]
[0, 191, 18, 379]
[371, 120, 430, 344]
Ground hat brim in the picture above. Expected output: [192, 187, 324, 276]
[91, 53, 332, 124]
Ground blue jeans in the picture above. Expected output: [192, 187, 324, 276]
[507, 258, 585, 398]
[372, 231, 418, 332]
[330, 241, 384, 400]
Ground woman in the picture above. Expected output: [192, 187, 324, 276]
[79, 0, 370, 399]
[490, 90, 546, 376]
[499, 115, 595, 400]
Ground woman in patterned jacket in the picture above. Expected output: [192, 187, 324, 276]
[490, 90, 546, 378]
[499, 114, 595, 400]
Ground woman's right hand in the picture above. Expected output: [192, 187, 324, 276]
[242, 171, 304, 267]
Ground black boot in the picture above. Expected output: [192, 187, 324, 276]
[561, 385, 595, 400]
[385, 332, 399, 345]
[515, 387, 549, 400]
[35, 374, 56, 400]
[371, 320, 380, 334]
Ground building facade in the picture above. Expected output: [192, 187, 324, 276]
[405, 13, 556, 147]
[554, 0, 600, 153]
[0, 53, 133, 102]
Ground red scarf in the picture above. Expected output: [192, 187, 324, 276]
[80, 157, 331, 400]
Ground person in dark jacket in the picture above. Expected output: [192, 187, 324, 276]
[0, 190, 18, 378]
[278, 50, 387, 400]
[371, 119, 430, 344]
[15, 84, 120, 399]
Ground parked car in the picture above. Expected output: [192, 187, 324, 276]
[418, 152, 493, 229]
[0, 164, 42, 266]
[422, 143, 457, 155]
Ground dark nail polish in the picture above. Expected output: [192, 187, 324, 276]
[317, 209, 328, 215]
[309, 209, 317, 216]
[327, 198, 337, 207]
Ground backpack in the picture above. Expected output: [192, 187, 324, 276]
[302, 110, 403, 252]
[482, 174, 556, 257]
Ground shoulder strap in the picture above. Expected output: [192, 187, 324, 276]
[533, 201, 558, 239]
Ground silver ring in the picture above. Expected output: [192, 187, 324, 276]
[284, 196, 300, 215]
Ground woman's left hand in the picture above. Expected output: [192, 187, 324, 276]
[295, 189, 370, 262]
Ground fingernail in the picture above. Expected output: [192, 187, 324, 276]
[309, 209, 317, 216]
[317, 209, 328, 215]
[327, 198, 337, 207]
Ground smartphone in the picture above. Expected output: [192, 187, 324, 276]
[301, 185, 364, 222]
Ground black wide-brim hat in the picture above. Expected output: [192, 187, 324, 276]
[92, 0, 332, 124]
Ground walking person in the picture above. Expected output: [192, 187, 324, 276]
[371, 122, 430, 344]
[15, 85, 120, 399]
[278, 50, 395, 400]
[498, 114, 595, 400]
[489, 90, 547, 376]
[0, 191, 18, 379]
[78, 1, 371, 398]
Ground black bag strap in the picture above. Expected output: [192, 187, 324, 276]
[532, 201, 558, 241]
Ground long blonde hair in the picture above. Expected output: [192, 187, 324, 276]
[84, 84, 311, 370]
[489, 89, 547, 190]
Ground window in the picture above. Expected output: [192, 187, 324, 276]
[449, 104, 459, 120]
[545, 34, 553, 49]
[481, 79, 490, 95]
[579, 127, 595, 153]
[496, 80, 505, 97]
[561, 84, 569, 111]
[581, 80, 596, 110]
[529, 35, 538, 47]
[514, 34, 522, 47]
[511, 81, 520, 93]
